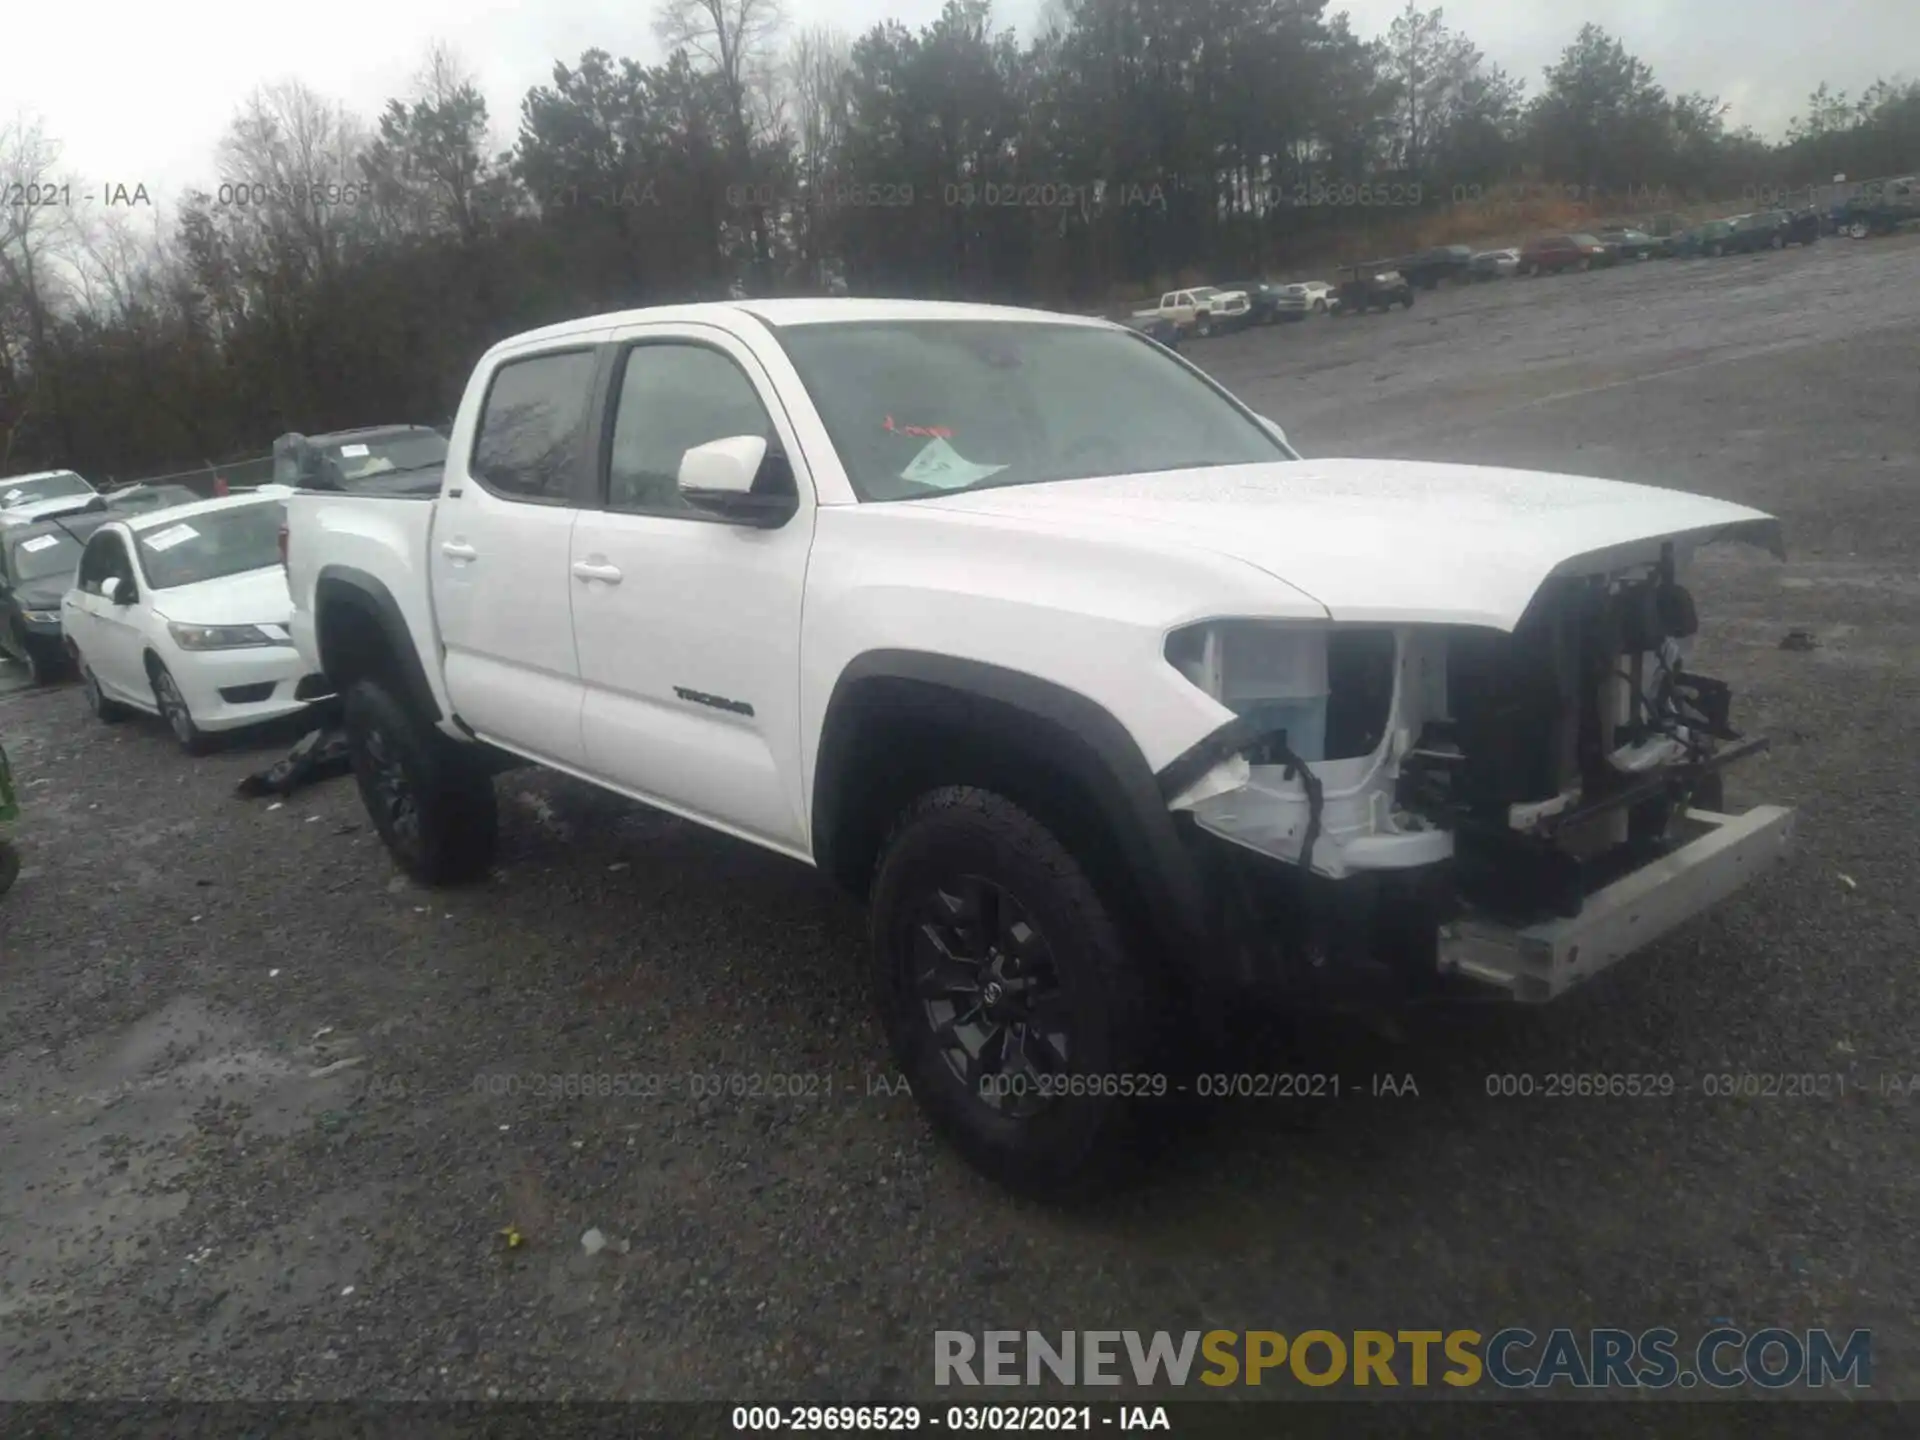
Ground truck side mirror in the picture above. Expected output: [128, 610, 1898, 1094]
[111, 577, 137, 606]
[678, 435, 799, 529]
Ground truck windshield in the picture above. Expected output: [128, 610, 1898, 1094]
[133, 500, 285, 590]
[2, 472, 93, 505]
[776, 320, 1290, 502]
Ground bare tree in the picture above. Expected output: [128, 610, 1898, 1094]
[0, 115, 87, 466]
[216, 80, 371, 288]
[657, 0, 788, 285]
[784, 25, 851, 285]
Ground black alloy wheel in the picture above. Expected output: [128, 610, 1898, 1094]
[906, 874, 1072, 1121]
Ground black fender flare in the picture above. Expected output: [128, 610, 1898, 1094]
[812, 650, 1210, 956]
[312, 566, 443, 725]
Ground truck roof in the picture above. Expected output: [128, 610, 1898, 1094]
[484, 299, 1113, 361]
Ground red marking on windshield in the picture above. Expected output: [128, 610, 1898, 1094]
[883, 415, 954, 439]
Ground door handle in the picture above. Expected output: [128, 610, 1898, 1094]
[571, 560, 623, 584]
[440, 541, 478, 561]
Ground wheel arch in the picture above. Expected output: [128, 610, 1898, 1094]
[313, 566, 442, 725]
[812, 651, 1209, 959]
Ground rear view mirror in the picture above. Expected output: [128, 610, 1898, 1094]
[678, 435, 799, 529]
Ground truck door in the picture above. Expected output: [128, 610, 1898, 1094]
[567, 325, 817, 855]
[428, 344, 602, 768]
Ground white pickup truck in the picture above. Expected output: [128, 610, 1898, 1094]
[285, 297, 1795, 1197]
[1130, 286, 1251, 338]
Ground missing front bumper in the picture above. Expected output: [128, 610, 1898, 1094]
[1437, 804, 1796, 1002]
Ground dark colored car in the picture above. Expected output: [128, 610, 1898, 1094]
[1672, 219, 1737, 258]
[272, 424, 451, 495]
[1214, 280, 1289, 326]
[1332, 263, 1414, 315]
[0, 511, 111, 683]
[1763, 207, 1822, 247]
[1394, 245, 1475, 290]
[1517, 233, 1609, 275]
[1595, 227, 1658, 261]
[102, 482, 202, 515]
[1726, 212, 1789, 252]
[1124, 314, 1183, 350]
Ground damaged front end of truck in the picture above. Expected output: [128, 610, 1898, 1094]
[1160, 526, 1796, 1005]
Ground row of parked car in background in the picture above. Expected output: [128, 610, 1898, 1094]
[0, 427, 447, 747]
[1120, 175, 1919, 341]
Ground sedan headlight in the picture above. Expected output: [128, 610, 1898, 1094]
[167, 622, 287, 650]
[23, 610, 60, 623]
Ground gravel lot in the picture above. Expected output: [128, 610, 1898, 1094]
[3, 236, 1918, 1405]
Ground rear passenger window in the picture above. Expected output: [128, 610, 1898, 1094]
[470, 350, 599, 502]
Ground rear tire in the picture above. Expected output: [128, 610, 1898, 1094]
[867, 785, 1158, 1200]
[344, 678, 497, 885]
[81, 661, 131, 723]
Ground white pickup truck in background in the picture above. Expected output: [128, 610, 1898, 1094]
[1130, 285, 1251, 338]
[285, 297, 1796, 1198]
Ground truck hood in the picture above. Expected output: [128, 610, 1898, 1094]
[150, 565, 294, 627]
[914, 458, 1784, 630]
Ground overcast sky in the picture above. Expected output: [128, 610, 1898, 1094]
[7, 0, 1914, 210]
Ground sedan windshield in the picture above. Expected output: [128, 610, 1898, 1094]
[775, 320, 1290, 502]
[7, 532, 85, 585]
[133, 501, 284, 590]
[2, 472, 93, 505]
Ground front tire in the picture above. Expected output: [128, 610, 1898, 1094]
[1196, 315, 1213, 339]
[1312, 298, 1326, 314]
[1847, 220, 1869, 239]
[20, 632, 58, 686]
[150, 660, 213, 755]
[343, 678, 498, 885]
[868, 786, 1157, 1200]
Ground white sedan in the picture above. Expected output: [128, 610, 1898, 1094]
[60, 493, 334, 752]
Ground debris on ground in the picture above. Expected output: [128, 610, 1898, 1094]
[1779, 630, 1820, 651]
[581, 1228, 608, 1256]
[237, 727, 353, 800]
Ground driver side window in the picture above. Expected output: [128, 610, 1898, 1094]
[604, 343, 776, 515]
[77, 531, 132, 597]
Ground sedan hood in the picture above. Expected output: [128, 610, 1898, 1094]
[16, 584, 71, 612]
[916, 458, 1784, 630]
[150, 565, 294, 626]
